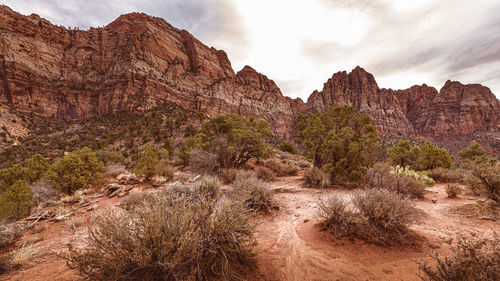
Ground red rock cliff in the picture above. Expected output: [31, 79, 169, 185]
[0, 5, 498, 138]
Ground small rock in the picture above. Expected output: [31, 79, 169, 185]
[272, 206, 280, 211]
[432, 199, 437, 203]
[296, 206, 301, 209]
[303, 219, 310, 223]
[109, 188, 122, 198]
[118, 192, 128, 198]
[294, 214, 301, 218]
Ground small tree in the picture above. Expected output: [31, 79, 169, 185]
[278, 141, 297, 154]
[23, 153, 49, 183]
[0, 164, 25, 192]
[387, 140, 419, 168]
[0, 180, 33, 222]
[47, 148, 107, 194]
[416, 141, 451, 170]
[199, 115, 271, 168]
[459, 142, 486, 161]
[296, 106, 379, 183]
[177, 136, 201, 166]
[134, 144, 160, 179]
[468, 159, 499, 202]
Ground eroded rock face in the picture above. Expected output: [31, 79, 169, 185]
[0, 5, 498, 139]
[306, 67, 500, 137]
[0, 6, 303, 137]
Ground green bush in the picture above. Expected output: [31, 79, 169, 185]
[391, 165, 435, 186]
[176, 136, 200, 166]
[0, 180, 33, 222]
[386, 140, 451, 171]
[278, 141, 297, 154]
[68, 186, 257, 281]
[458, 142, 486, 161]
[296, 105, 379, 183]
[46, 148, 107, 194]
[23, 153, 49, 183]
[134, 144, 160, 179]
[427, 167, 464, 183]
[199, 114, 271, 168]
[262, 159, 299, 177]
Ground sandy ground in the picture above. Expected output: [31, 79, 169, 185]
[1, 174, 498, 281]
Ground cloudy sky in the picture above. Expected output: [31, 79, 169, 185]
[2, 0, 500, 99]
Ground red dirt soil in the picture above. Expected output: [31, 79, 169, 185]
[1, 175, 498, 281]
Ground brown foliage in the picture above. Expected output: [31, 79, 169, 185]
[68, 186, 257, 281]
[362, 163, 426, 199]
[319, 189, 418, 246]
[255, 166, 276, 182]
[303, 167, 329, 188]
[230, 174, 273, 213]
[419, 234, 500, 281]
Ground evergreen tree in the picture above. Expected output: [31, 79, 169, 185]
[0, 180, 33, 221]
[134, 144, 160, 179]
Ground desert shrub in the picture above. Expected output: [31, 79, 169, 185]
[0, 180, 34, 222]
[0, 164, 26, 192]
[105, 164, 127, 178]
[427, 167, 463, 183]
[362, 163, 426, 199]
[155, 161, 176, 179]
[97, 150, 124, 165]
[387, 140, 420, 168]
[119, 191, 150, 211]
[231, 174, 273, 213]
[387, 140, 451, 171]
[445, 184, 462, 198]
[199, 114, 271, 168]
[68, 188, 257, 281]
[278, 141, 297, 154]
[419, 234, 500, 281]
[23, 153, 49, 183]
[134, 144, 160, 179]
[30, 179, 59, 206]
[416, 141, 452, 171]
[262, 159, 299, 177]
[467, 159, 499, 202]
[296, 105, 379, 183]
[176, 136, 200, 166]
[392, 165, 435, 186]
[255, 166, 276, 182]
[458, 142, 487, 161]
[187, 149, 220, 175]
[195, 175, 221, 199]
[47, 147, 107, 194]
[303, 167, 329, 188]
[0, 224, 24, 249]
[162, 137, 174, 159]
[220, 168, 239, 184]
[319, 189, 418, 246]
[9, 243, 40, 269]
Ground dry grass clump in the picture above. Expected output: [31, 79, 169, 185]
[362, 163, 426, 199]
[445, 183, 462, 198]
[155, 161, 176, 179]
[262, 159, 299, 177]
[427, 167, 464, 183]
[187, 150, 220, 175]
[30, 180, 59, 206]
[419, 234, 500, 281]
[303, 167, 329, 188]
[453, 200, 500, 221]
[105, 163, 127, 178]
[0, 224, 24, 249]
[195, 175, 221, 199]
[319, 189, 418, 246]
[9, 243, 41, 269]
[221, 169, 256, 184]
[231, 174, 273, 213]
[255, 166, 276, 182]
[68, 186, 257, 281]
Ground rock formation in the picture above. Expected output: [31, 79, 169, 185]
[306, 67, 500, 137]
[0, 6, 303, 137]
[0, 5, 498, 139]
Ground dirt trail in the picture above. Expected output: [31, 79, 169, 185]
[1, 176, 498, 281]
[252, 175, 498, 281]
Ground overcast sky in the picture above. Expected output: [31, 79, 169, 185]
[2, 0, 500, 99]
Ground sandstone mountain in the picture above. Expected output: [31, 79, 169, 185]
[0, 5, 498, 140]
